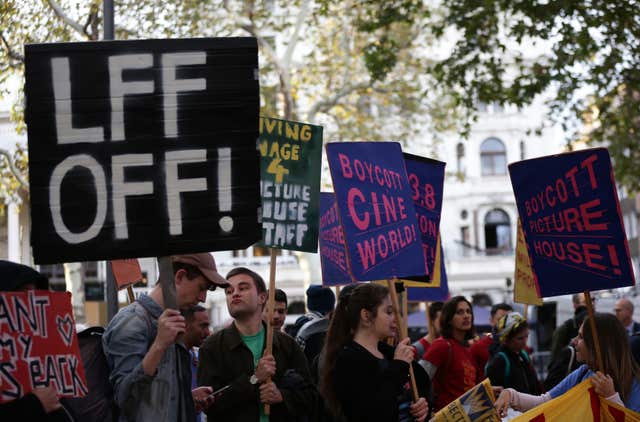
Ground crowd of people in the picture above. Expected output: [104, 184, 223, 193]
[2, 257, 640, 421]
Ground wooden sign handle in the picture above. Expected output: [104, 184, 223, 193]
[264, 248, 278, 415]
[388, 279, 419, 402]
[584, 290, 604, 373]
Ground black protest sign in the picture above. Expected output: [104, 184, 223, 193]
[25, 38, 261, 264]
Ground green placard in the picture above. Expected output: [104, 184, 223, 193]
[258, 117, 323, 252]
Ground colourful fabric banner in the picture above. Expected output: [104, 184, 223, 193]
[511, 379, 640, 422]
[259, 117, 323, 252]
[407, 234, 450, 302]
[509, 148, 635, 297]
[431, 378, 500, 422]
[111, 258, 143, 289]
[0, 291, 88, 403]
[326, 142, 426, 281]
[319, 192, 352, 286]
[514, 219, 543, 306]
[402, 153, 446, 282]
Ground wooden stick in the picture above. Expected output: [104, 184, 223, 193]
[264, 248, 278, 415]
[335, 285, 341, 298]
[523, 304, 529, 321]
[387, 279, 419, 402]
[126, 285, 135, 303]
[584, 291, 604, 372]
[157, 256, 176, 309]
[402, 288, 409, 337]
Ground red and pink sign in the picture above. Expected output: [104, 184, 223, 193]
[0, 291, 87, 403]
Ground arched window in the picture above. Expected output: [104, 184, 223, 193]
[484, 209, 511, 254]
[480, 138, 506, 176]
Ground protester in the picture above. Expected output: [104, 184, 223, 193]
[184, 305, 211, 422]
[470, 302, 512, 377]
[549, 293, 589, 363]
[420, 296, 478, 412]
[296, 286, 336, 366]
[198, 267, 315, 421]
[319, 283, 430, 422]
[614, 298, 640, 336]
[0, 260, 73, 421]
[485, 312, 542, 395]
[264, 289, 288, 332]
[288, 285, 335, 338]
[494, 313, 640, 417]
[103, 254, 224, 421]
[544, 309, 587, 390]
[412, 301, 444, 360]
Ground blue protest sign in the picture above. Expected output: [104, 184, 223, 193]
[403, 153, 446, 281]
[407, 235, 450, 302]
[319, 192, 352, 286]
[326, 142, 426, 281]
[509, 148, 635, 297]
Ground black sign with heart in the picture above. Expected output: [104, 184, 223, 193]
[56, 314, 75, 347]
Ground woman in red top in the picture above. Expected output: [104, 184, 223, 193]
[420, 296, 479, 411]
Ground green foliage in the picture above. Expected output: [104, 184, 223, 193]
[1, 0, 452, 199]
[429, 0, 640, 191]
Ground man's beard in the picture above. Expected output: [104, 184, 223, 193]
[229, 305, 257, 320]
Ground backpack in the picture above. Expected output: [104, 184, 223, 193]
[61, 327, 119, 422]
[486, 350, 530, 382]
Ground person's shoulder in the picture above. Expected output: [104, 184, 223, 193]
[104, 302, 146, 335]
[429, 337, 450, 352]
[201, 324, 234, 349]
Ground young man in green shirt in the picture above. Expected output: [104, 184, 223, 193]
[198, 267, 315, 422]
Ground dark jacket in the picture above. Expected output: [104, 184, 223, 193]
[544, 344, 579, 391]
[486, 345, 542, 395]
[198, 322, 315, 422]
[0, 392, 73, 421]
[549, 307, 587, 363]
[334, 341, 432, 422]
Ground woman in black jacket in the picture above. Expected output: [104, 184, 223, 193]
[485, 312, 542, 395]
[319, 283, 430, 422]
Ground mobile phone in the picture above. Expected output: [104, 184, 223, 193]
[208, 384, 230, 399]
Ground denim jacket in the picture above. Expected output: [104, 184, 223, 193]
[103, 294, 195, 422]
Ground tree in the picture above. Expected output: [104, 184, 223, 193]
[345, 0, 640, 191]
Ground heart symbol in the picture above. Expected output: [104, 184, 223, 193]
[56, 314, 75, 347]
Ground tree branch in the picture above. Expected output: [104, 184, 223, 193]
[282, 0, 311, 69]
[307, 82, 370, 122]
[0, 31, 25, 64]
[45, 0, 87, 38]
[0, 148, 28, 189]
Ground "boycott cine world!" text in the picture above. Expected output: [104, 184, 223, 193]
[338, 154, 418, 271]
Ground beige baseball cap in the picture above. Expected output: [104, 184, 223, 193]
[172, 253, 230, 289]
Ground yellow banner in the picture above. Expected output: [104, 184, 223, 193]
[514, 218, 542, 306]
[431, 378, 500, 422]
[511, 379, 640, 422]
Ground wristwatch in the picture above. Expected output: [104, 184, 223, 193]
[249, 374, 259, 385]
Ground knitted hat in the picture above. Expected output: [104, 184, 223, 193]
[0, 260, 49, 292]
[497, 312, 526, 343]
[306, 285, 336, 315]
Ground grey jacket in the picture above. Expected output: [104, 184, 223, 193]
[103, 294, 195, 422]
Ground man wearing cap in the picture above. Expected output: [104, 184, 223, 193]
[295, 285, 336, 366]
[198, 267, 315, 422]
[103, 253, 228, 422]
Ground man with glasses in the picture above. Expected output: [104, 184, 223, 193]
[104, 254, 229, 422]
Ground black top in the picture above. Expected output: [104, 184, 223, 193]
[486, 345, 542, 395]
[334, 341, 431, 422]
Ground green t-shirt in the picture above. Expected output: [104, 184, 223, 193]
[241, 326, 268, 422]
